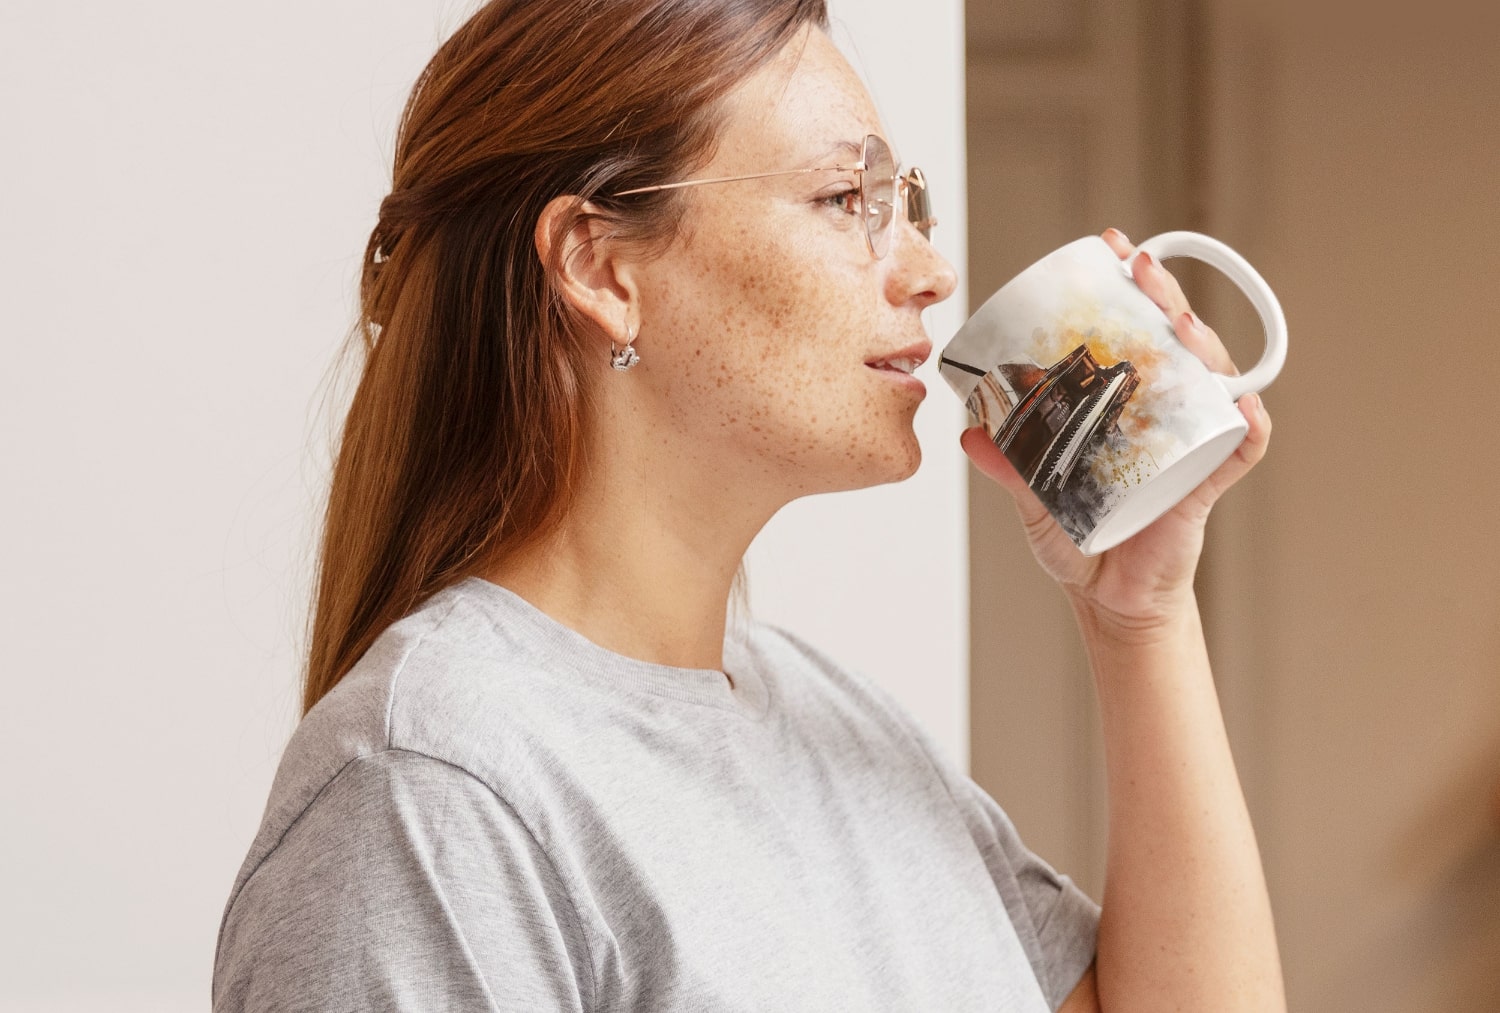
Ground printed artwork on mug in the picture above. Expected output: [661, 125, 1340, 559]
[943, 292, 1220, 544]
[940, 233, 1285, 554]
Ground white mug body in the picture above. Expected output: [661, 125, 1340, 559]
[939, 233, 1284, 555]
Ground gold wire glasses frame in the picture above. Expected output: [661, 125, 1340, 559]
[612, 134, 936, 260]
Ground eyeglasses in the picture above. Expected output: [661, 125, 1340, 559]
[612, 133, 936, 260]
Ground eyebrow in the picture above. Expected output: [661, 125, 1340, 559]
[804, 138, 863, 167]
[807, 137, 905, 170]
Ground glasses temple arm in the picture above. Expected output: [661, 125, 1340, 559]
[613, 163, 866, 197]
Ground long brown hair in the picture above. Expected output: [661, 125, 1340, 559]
[303, 0, 829, 714]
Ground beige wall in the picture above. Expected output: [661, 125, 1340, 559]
[1209, 5, 1500, 1008]
[966, 1, 1500, 1008]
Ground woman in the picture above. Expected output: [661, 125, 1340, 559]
[213, 0, 1284, 1009]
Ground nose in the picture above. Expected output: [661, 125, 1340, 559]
[886, 219, 958, 311]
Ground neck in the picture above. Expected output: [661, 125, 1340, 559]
[484, 421, 782, 674]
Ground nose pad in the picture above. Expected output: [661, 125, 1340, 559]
[904, 168, 937, 240]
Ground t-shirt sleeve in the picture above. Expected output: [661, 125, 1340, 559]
[762, 623, 1100, 1009]
[948, 773, 1100, 1010]
[212, 749, 595, 1012]
[872, 677, 1100, 1010]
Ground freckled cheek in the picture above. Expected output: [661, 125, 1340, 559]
[662, 224, 883, 449]
[728, 260, 867, 371]
[741, 313, 878, 451]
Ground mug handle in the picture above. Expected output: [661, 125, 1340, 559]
[1129, 231, 1288, 402]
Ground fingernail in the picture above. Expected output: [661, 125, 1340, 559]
[1106, 227, 1131, 245]
[1186, 310, 1205, 333]
[1137, 250, 1157, 272]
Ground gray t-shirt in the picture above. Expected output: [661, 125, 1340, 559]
[213, 577, 1098, 1011]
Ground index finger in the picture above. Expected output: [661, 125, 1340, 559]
[1102, 227, 1134, 259]
[1103, 228, 1238, 376]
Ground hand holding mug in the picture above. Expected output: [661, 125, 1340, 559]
[951, 229, 1279, 625]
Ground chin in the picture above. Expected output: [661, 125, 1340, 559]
[856, 432, 924, 488]
[891, 438, 923, 481]
[782, 424, 923, 496]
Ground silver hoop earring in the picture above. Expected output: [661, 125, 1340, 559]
[610, 326, 640, 371]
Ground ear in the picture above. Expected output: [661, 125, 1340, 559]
[535, 196, 640, 349]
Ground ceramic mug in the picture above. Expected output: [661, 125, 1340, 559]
[938, 232, 1287, 555]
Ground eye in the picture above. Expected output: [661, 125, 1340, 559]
[821, 187, 860, 216]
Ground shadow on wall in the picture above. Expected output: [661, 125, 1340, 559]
[1355, 741, 1500, 1012]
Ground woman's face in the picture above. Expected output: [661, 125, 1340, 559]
[626, 24, 958, 502]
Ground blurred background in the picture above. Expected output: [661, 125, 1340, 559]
[1, 0, 1496, 1009]
[964, 0, 1500, 1009]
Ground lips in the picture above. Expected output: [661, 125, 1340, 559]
[868, 356, 921, 374]
[865, 341, 933, 375]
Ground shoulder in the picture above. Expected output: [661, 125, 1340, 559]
[254, 582, 541, 822]
[213, 748, 597, 1011]
[220, 581, 592, 928]
[300, 578, 615, 773]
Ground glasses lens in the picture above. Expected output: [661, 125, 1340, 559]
[861, 135, 898, 258]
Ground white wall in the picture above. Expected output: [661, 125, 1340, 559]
[0, 1, 966, 1008]
[748, 4, 970, 765]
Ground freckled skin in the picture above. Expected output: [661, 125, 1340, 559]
[622, 26, 958, 504]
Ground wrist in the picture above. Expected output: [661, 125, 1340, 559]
[1067, 587, 1201, 648]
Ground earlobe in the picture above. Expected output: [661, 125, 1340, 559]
[534, 195, 639, 351]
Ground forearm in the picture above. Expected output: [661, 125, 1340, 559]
[1071, 594, 1284, 1012]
